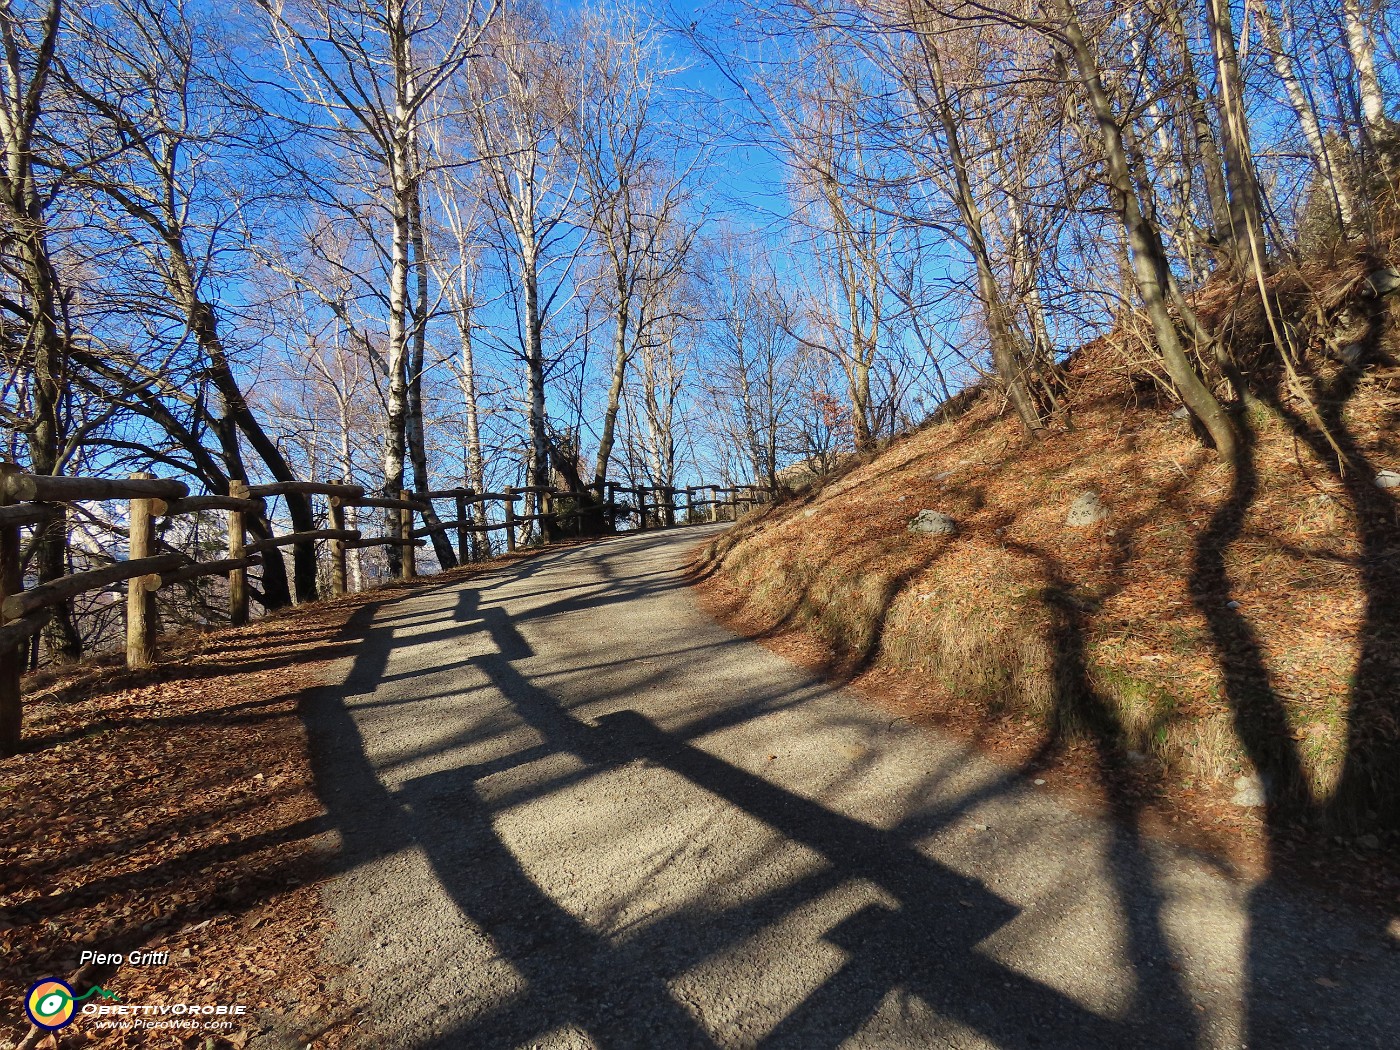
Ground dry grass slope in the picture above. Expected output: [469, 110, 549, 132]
[697, 265, 1400, 870]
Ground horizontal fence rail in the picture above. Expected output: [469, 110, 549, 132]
[0, 464, 774, 754]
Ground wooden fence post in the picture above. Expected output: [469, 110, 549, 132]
[541, 487, 555, 542]
[708, 486, 719, 523]
[684, 487, 694, 524]
[399, 489, 416, 580]
[228, 480, 249, 626]
[605, 482, 616, 531]
[456, 491, 470, 564]
[328, 497, 348, 598]
[503, 486, 516, 552]
[664, 487, 676, 528]
[126, 473, 159, 669]
[0, 462, 22, 755]
[636, 487, 648, 532]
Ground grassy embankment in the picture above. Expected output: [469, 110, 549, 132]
[696, 256, 1400, 872]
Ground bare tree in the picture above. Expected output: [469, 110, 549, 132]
[53, 0, 324, 604]
[699, 231, 802, 489]
[574, 3, 698, 489]
[1256, 2, 1358, 235]
[258, 0, 496, 566]
[0, 0, 82, 657]
[428, 163, 492, 554]
[459, 4, 582, 533]
[1038, 0, 1239, 458]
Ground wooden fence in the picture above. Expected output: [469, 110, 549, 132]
[0, 467, 771, 755]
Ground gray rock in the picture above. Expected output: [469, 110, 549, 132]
[1232, 773, 1268, 808]
[1171, 405, 1191, 420]
[1365, 267, 1400, 297]
[1338, 341, 1366, 366]
[1377, 470, 1400, 490]
[1066, 491, 1110, 527]
[908, 510, 957, 536]
[1357, 833, 1381, 850]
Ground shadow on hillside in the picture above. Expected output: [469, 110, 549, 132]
[1239, 354, 1400, 836]
[1187, 375, 1400, 1045]
[297, 530, 1400, 1048]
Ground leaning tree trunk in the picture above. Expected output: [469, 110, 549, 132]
[1204, 0, 1269, 282]
[204, 405, 295, 610]
[593, 291, 630, 488]
[1163, 0, 1232, 257]
[1256, 3, 1356, 233]
[191, 301, 317, 604]
[1342, 0, 1387, 137]
[1053, 0, 1238, 460]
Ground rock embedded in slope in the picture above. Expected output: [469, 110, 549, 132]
[1232, 773, 1268, 808]
[1365, 267, 1400, 297]
[908, 510, 958, 536]
[1377, 470, 1400, 490]
[1066, 490, 1111, 527]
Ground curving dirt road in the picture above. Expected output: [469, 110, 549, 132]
[298, 525, 1399, 1049]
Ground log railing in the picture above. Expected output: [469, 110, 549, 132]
[0, 465, 773, 754]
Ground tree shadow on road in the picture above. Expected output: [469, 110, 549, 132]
[301, 530, 1400, 1049]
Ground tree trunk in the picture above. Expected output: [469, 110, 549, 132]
[918, 35, 1045, 433]
[1053, 0, 1238, 459]
[1342, 0, 1387, 135]
[1164, 0, 1232, 257]
[0, 1, 80, 662]
[1256, 3, 1357, 232]
[383, 175, 412, 574]
[18, 225, 81, 662]
[406, 176, 456, 569]
[594, 298, 630, 487]
[1204, 0, 1269, 280]
[521, 244, 551, 539]
[189, 302, 316, 604]
[452, 283, 489, 558]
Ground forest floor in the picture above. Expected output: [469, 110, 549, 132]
[0, 552, 544, 1050]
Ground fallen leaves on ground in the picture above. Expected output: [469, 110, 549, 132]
[1, 551, 544, 1049]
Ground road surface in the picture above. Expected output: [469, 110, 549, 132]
[299, 525, 1400, 1049]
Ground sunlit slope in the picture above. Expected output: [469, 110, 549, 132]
[698, 337, 1400, 821]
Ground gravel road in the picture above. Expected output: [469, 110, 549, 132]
[300, 525, 1400, 1049]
